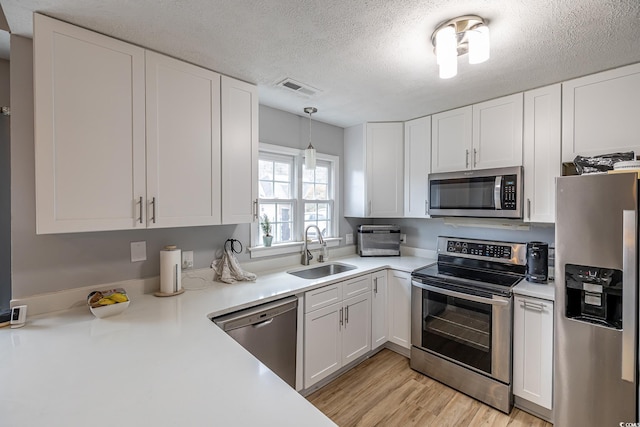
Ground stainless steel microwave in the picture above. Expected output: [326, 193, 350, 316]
[428, 166, 523, 218]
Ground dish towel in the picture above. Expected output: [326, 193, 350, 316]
[211, 247, 257, 284]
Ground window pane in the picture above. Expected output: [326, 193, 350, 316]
[260, 204, 276, 223]
[274, 162, 291, 182]
[259, 181, 274, 198]
[276, 203, 293, 222]
[318, 203, 330, 219]
[274, 183, 290, 199]
[316, 166, 329, 184]
[277, 222, 293, 242]
[303, 166, 314, 183]
[259, 160, 273, 180]
[315, 184, 328, 200]
[302, 183, 314, 199]
[317, 221, 329, 236]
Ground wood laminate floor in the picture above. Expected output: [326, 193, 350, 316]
[307, 349, 553, 427]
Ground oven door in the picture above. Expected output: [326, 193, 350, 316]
[411, 280, 512, 384]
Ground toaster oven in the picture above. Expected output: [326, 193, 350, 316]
[357, 225, 401, 256]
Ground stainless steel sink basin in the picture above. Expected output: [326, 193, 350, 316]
[287, 263, 357, 279]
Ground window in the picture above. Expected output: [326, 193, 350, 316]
[252, 143, 339, 255]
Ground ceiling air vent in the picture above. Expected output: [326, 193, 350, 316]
[277, 78, 321, 97]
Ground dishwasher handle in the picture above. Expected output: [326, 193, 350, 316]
[212, 296, 298, 332]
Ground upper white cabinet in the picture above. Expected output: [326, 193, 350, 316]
[371, 270, 388, 349]
[472, 93, 523, 170]
[431, 106, 472, 173]
[523, 84, 561, 223]
[221, 76, 259, 224]
[344, 122, 404, 217]
[145, 51, 221, 228]
[431, 94, 523, 173]
[34, 14, 258, 233]
[34, 14, 146, 233]
[562, 63, 640, 162]
[513, 294, 554, 410]
[404, 116, 431, 218]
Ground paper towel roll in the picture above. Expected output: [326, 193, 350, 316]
[160, 246, 182, 294]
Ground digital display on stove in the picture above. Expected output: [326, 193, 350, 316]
[446, 240, 511, 259]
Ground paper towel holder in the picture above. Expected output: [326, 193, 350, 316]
[154, 245, 186, 297]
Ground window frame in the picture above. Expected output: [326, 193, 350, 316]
[250, 143, 340, 258]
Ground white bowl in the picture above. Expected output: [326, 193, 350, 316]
[90, 301, 129, 318]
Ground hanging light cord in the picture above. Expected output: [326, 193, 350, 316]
[307, 109, 314, 150]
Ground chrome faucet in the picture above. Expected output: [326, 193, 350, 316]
[301, 225, 326, 265]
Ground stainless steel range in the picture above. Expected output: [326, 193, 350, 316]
[410, 236, 526, 413]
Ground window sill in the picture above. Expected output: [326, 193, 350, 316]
[248, 238, 342, 259]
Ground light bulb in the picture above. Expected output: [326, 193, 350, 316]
[439, 55, 457, 79]
[468, 25, 490, 64]
[435, 25, 457, 66]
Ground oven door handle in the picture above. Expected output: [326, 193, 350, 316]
[411, 281, 510, 306]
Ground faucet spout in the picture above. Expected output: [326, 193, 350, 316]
[302, 225, 325, 265]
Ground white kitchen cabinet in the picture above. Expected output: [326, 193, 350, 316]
[431, 94, 523, 173]
[221, 76, 259, 225]
[472, 93, 523, 170]
[34, 14, 146, 234]
[344, 122, 404, 217]
[404, 116, 431, 218]
[371, 270, 388, 349]
[145, 51, 221, 228]
[513, 295, 554, 410]
[387, 270, 412, 349]
[562, 62, 640, 162]
[523, 84, 561, 223]
[304, 275, 372, 388]
[431, 106, 473, 173]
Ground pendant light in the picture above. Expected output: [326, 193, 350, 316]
[304, 107, 317, 170]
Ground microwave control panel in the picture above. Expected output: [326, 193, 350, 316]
[446, 240, 512, 259]
[501, 175, 517, 210]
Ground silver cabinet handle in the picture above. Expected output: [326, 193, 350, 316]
[473, 148, 477, 167]
[519, 299, 546, 311]
[622, 210, 636, 382]
[253, 199, 258, 221]
[465, 149, 469, 168]
[339, 307, 343, 330]
[374, 277, 378, 294]
[137, 196, 143, 224]
[345, 305, 349, 325]
[527, 198, 531, 220]
[150, 197, 157, 224]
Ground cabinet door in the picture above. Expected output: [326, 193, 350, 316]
[562, 63, 640, 162]
[387, 270, 412, 349]
[304, 302, 342, 388]
[145, 51, 221, 228]
[513, 296, 554, 410]
[404, 116, 431, 218]
[34, 14, 146, 233]
[221, 76, 258, 224]
[366, 122, 404, 217]
[472, 93, 523, 170]
[523, 85, 561, 223]
[343, 124, 367, 217]
[371, 271, 388, 349]
[431, 106, 472, 173]
[342, 293, 372, 366]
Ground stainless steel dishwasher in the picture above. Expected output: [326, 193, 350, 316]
[212, 296, 297, 388]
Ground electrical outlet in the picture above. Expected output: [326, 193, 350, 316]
[182, 251, 194, 269]
[130, 241, 147, 262]
[400, 234, 407, 244]
[345, 233, 354, 245]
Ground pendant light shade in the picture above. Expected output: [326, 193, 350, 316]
[304, 107, 317, 170]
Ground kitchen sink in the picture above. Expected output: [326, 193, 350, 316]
[287, 263, 357, 279]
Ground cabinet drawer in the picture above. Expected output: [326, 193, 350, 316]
[305, 283, 342, 313]
[342, 275, 372, 299]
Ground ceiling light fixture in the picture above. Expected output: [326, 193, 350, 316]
[431, 15, 490, 79]
[304, 107, 318, 170]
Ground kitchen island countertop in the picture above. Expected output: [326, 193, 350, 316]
[0, 253, 435, 427]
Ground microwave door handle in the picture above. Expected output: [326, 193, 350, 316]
[622, 210, 636, 382]
[494, 176, 502, 210]
[411, 281, 510, 306]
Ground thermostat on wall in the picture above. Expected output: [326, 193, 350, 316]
[10, 305, 27, 328]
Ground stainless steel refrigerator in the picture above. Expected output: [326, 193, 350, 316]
[555, 173, 637, 427]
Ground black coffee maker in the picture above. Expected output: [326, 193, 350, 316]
[526, 242, 548, 283]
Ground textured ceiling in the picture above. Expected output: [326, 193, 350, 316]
[1, 0, 639, 127]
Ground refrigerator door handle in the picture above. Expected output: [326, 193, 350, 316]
[621, 210, 636, 383]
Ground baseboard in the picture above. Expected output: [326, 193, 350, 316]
[514, 396, 553, 423]
[385, 341, 410, 357]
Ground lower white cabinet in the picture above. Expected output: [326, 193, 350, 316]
[304, 275, 372, 388]
[513, 294, 554, 410]
[387, 270, 412, 349]
[371, 270, 388, 349]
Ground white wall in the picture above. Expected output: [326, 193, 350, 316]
[8, 37, 347, 299]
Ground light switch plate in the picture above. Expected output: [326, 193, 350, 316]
[131, 241, 147, 262]
[345, 233, 354, 245]
[182, 251, 194, 269]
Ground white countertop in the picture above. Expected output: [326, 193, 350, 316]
[513, 278, 556, 301]
[0, 254, 435, 427]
